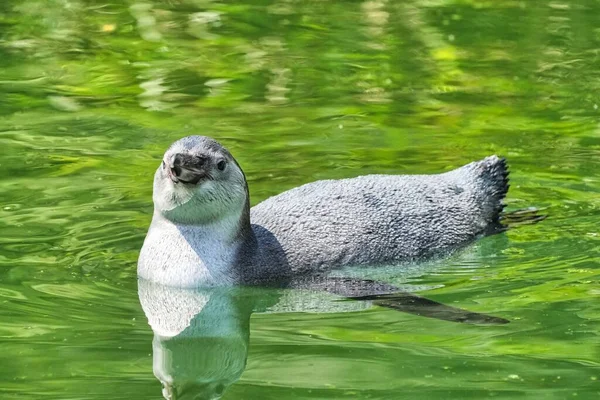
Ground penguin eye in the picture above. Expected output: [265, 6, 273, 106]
[217, 160, 227, 171]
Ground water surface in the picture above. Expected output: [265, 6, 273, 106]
[0, 0, 599, 399]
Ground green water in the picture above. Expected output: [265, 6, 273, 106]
[1, 0, 599, 398]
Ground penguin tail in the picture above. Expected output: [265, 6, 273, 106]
[475, 155, 510, 225]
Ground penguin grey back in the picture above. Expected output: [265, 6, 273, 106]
[250, 156, 509, 275]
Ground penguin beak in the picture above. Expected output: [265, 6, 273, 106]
[168, 153, 208, 185]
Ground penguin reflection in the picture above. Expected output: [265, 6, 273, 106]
[138, 278, 382, 400]
[138, 279, 260, 400]
[138, 275, 508, 400]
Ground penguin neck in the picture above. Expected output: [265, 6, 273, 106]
[145, 183, 261, 286]
[155, 193, 258, 264]
[144, 209, 255, 286]
[154, 204, 253, 245]
[232, 195, 260, 269]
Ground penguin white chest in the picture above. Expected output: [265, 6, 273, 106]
[138, 221, 239, 287]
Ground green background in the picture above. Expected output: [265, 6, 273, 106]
[0, 0, 598, 399]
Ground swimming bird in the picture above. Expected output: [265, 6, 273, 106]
[138, 136, 509, 288]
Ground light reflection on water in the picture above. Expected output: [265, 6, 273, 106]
[0, 0, 599, 399]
